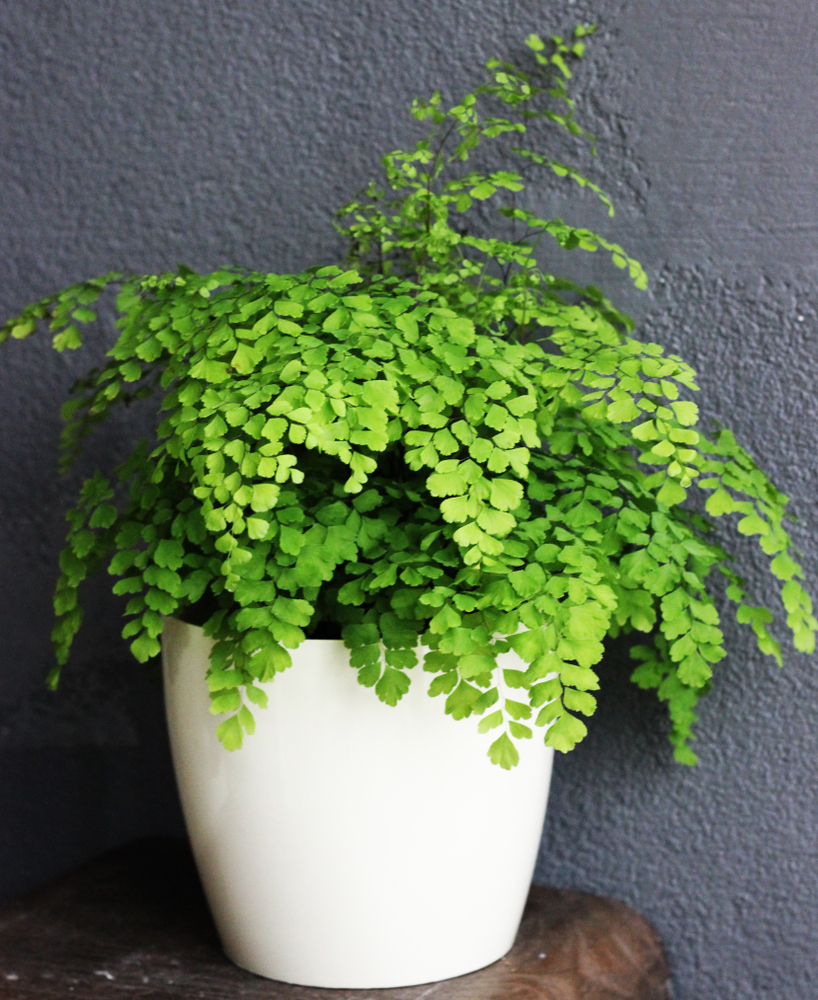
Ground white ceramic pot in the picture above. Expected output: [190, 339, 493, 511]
[162, 617, 554, 989]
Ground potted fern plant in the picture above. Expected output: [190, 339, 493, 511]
[2, 26, 813, 989]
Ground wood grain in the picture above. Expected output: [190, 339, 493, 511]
[0, 839, 671, 999]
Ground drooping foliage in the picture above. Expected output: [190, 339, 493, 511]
[2, 28, 813, 766]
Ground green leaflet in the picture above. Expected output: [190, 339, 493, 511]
[488, 731, 520, 769]
[489, 479, 524, 512]
[376, 667, 411, 706]
[216, 715, 245, 752]
[545, 711, 588, 753]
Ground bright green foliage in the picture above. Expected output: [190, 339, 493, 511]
[2, 29, 813, 765]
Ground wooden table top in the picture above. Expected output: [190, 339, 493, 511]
[0, 838, 670, 999]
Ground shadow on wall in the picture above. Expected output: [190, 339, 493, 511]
[534, 634, 673, 890]
[0, 650, 185, 903]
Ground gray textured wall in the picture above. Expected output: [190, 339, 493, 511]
[1, 1, 816, 996]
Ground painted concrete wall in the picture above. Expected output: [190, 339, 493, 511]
[1, 1, 816, 996]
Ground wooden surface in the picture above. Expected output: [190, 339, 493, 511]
[0, 838, 671, 999]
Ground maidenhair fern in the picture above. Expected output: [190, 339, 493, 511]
[2, 28, 813, 767]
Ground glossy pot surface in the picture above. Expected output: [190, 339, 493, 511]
[162, 618, 553, 989]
